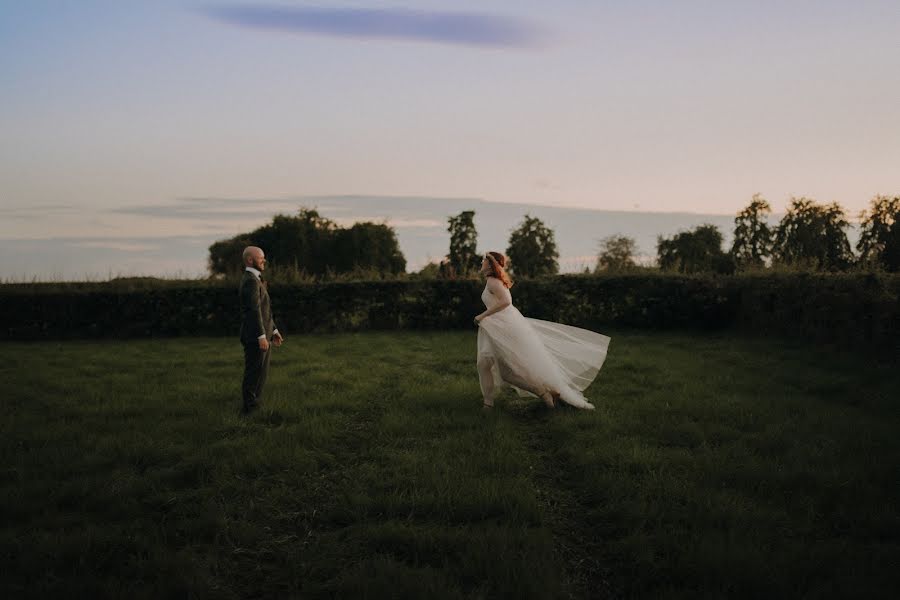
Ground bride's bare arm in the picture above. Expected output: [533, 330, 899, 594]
[476, 278, 512, 321]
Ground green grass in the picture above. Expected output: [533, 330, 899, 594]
[1, 331, 897, 599]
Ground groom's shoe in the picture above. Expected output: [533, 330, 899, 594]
[241, 402, 260, 415]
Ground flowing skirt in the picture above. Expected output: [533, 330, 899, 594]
[477, 306, 610, 409]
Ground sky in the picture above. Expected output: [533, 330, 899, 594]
[1, 0, 898, 278]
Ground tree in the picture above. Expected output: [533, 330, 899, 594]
[259, 209, 336, 276]
[506, 214, 559, 278]
[446, 210, 480, 278]
[772, 197, 853, 270]
[857, 194, 900, 271]
[332, 221, 406, 275]
[595, 234, 637, 272]
[657, 224, 733, 274]
[413, 261, 441, 280]
[885, 222, 900, 272]
[207, 207, 405, 277]
[731, 193, 773, 269]
[208, 236, 254, 277]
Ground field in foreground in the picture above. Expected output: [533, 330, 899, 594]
[1, 331, 898, 599]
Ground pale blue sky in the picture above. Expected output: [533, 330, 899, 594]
[1, 0, 898, 249]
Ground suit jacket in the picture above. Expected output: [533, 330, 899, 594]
[239, 270, 276, 344]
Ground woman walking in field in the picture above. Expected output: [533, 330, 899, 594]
[474, 252, 610, 410]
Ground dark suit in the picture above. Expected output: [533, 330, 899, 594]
[239, 269, 276, 412]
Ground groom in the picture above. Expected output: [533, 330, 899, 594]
[239, 246, 284, 414]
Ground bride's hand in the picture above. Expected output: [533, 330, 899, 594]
[474, 315, 483, 326]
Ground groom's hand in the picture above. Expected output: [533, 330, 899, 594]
[258, 337, 270, 351]
[273, 332, 284, 347]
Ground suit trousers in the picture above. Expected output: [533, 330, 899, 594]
[242, 340, 271, 411]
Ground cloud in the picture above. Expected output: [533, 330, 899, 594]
[533, 179, 561, 191]
[69, 241, 162, 253]
[332, 216, 443, 228]
[112, 198, 301, 220]
[0, 204, 78, 220]
[112, 195, 481, 221]
[203, 5, 547, 48]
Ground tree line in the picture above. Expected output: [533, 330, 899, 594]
[208, 194, 898, 280]
[651, 194, 899, 274]
[432, 194, 898, 279]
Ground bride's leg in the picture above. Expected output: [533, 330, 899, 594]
[540, 391, 556, 409]
[496, 362, 555, 409]
[477, 355, 496, 407]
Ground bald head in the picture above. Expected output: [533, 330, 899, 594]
[242, 246, 266, 271]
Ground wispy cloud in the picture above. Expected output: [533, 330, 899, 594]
[203, 5, 548, 48]
[0, 205, 78, 220]
[69, 241, 162, 253]
[332, 216, 443, 229]
[112, 197, 301, 220]
[112, 195, 482, 221]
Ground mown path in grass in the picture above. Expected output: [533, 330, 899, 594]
[1, 331, 898, 599]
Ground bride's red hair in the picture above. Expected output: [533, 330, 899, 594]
[486, 252, 513, 288]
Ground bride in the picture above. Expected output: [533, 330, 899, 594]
[474, 252, 610, 410]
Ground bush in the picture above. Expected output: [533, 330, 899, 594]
[1, 274, 897, 356]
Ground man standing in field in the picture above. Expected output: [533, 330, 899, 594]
[239, 246, 284, 414]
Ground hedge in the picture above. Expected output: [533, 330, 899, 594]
[1, 274, 897, 356]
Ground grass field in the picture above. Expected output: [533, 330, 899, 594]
[2, 330, 898, 599]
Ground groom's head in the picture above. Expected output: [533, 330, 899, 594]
[242, 246, 267, 272]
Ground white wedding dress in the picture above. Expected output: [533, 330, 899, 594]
[477, 279, 611, 409]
